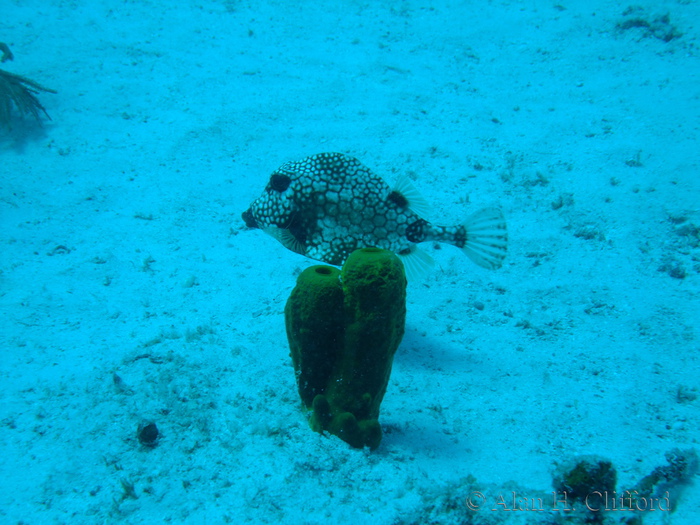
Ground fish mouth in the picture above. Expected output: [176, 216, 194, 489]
[241, 209, 258, 229]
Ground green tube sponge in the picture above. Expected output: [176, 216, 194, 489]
[285, 265, 344, 408]
[284, 248, 406, 450]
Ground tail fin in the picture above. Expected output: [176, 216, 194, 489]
[462, 207, 508, 269]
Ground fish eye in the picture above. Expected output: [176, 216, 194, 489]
[268, 173, 292, 192]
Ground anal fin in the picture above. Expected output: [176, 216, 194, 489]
[396, 245, 435, 282]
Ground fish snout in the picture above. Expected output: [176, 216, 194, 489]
[241, 209, 258, 229]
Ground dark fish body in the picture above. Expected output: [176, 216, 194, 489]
[242, 152, 507, 278]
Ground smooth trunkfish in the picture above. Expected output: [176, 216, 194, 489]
[242, 152, 507, 279]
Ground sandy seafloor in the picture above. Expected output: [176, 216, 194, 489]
[1, 0, 699, 523]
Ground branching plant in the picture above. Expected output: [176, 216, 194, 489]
[0, 42, 56, 128]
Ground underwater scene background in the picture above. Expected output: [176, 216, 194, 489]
[1, 1, 699, 523]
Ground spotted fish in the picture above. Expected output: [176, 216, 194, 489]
[241, 152, 507, 278]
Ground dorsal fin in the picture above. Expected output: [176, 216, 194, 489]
[392, 173, 433, 219]
[263, 226, 306, 255]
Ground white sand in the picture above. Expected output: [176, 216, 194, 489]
[1, 1, 699, 523]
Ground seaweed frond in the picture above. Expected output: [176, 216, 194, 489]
[0, 43, 57, 128]
[1, 42, 14, 62]
[0, 68, 57, 128]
